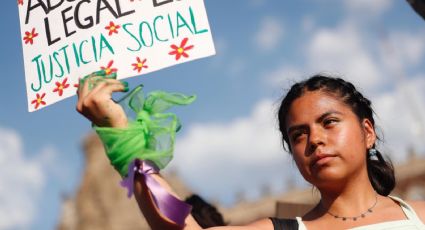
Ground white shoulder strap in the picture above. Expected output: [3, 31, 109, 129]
[389, 195, 423, 224]
[296, 217, 307, 230]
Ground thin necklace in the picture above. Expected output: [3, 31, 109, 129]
[324, 193, 378, 221]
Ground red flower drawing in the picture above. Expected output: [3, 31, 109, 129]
[105, 21, 120, 36]
[18, 0, 23, 6]
[168, 37, 194, 61]
[53, 78, 70, 96]
[101, 60, 118, 75]
[31, 93, 46, 110]
[132, 57, 148, 73]
[23, 28, 38, 45]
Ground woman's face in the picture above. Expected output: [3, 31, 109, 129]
[285, 90, 376, 188]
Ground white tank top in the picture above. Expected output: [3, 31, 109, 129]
[296, 196, 425, 230]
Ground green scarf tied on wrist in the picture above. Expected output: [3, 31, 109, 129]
[94, 85, 196, 177]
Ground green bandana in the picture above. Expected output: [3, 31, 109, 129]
[94, 85, 196, 177]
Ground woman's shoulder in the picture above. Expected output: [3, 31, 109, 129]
[406, 200, 425, 223]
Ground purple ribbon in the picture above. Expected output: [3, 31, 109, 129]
[120, 159, 192, 227]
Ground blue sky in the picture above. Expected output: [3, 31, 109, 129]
[1, 0, 425, 229]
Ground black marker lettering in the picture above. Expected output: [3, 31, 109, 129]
[115, 0, 135, 17]
[62, 6, 76, 37]
[153, 0, 173, 7]
[96, 0, 119, 24]
[75, 0, 94, 29]
[45, 17, 61, 46]
[25, 0, 49, 24]
[46, 0, 65, 12]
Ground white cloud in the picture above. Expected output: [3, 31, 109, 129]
[380, 31, 425, 73]
[228, 58, 247, 77]
[0, 128, 60, 229]
[302, 16, 316, 33]
[170, 100, 303, 204]
[307, 22, 383, 90]
[263, 65, 305, 87]
[262, 4, 425, 93]
[253, 17, 284, 52]
[265, 21, 384, 89]
[262, 20, 384, 89]
[208, 38, 247, 77]
[208, 37, 229, 68]
[0, 128, 44, 229]
[344, 0, 393, 16]
[373, 76, 425, 160]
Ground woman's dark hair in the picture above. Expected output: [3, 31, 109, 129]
[277, 74, 395, 196]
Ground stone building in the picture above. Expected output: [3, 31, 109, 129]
[56, 133, 425, 229]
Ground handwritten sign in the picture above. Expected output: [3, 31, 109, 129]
[17, 0, 215, 112]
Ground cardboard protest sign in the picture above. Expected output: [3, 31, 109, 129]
[17, 0, 215, 112]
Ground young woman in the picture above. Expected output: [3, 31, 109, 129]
[77, 74, 425, 229]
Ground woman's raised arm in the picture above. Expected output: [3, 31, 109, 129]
[76, 73, 272, 230]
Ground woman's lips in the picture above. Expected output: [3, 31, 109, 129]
[311, 154, 337, 168]
[314, 156, 334, 166]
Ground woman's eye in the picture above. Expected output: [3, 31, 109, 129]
[291, 131, 304, 142]
[324, 118, 338, 126]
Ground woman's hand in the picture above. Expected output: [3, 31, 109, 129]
[76, 72, 129, 128]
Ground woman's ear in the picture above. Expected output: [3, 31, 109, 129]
[362, 118, 376, 148]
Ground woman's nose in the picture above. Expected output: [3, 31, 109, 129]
[307, 127, 325, 154]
